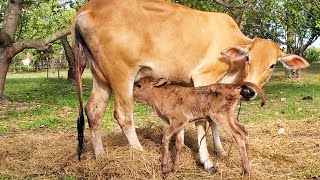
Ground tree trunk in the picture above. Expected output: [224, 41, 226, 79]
[0, 51, 10, 104]
[60, 36, 76, 82]
[285, 11, 296, 79]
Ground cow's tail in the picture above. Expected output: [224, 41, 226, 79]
[240, 82, 265, 107]
[72, 17, 86, 160]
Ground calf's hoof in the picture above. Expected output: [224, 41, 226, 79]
[241, 169, 250, 176]
[171, 165, 181, 174]
[162, 166, 170, 174]
[217, 150, 228, 157]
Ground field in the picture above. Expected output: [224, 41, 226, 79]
[0, 64, 319, 179]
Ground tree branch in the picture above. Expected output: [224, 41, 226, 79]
[1, 0, 23, 41]
[11, 28, 71, 57]
[300, 32, 320, 53]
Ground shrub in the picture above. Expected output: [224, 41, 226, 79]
[304, 47, 320, 64]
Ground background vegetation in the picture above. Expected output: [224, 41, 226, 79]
[0, 0, 319, 179]
[2, 0, 320, 75]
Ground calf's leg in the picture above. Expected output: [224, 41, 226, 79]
[172, 128, 185, 174]
[162, 122, 186, 174]
[162, 126, 175, 174]
[214, 115, 250, 175]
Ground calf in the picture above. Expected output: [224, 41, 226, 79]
[133, 77, 265, 175]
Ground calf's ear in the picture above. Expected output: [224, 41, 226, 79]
[220, 45, 250, 60]
[278, 54, 310, 69]
[153, 78, 171, 87]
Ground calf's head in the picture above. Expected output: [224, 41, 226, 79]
[133, 77, 170, 103]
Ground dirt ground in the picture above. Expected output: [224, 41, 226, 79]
[0, 119, 319, 179]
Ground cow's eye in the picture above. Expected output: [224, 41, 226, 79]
[245, 56, 249, 62]
[137, 84, 141, 88]
[270, 64, 275, 69]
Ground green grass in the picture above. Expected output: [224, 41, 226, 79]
[1, 70, 152, 134]
[238, 64, 320, 123]
[1, 64, 319, 134]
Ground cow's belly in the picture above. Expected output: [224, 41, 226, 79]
[135, 61, 195, 85]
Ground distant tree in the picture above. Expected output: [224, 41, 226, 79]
[60, 36, 75, 82]
[0, 0, 72, 103]
[177, 0, 251, 26]
[242, 0, 320, 78]
[60, 35, 86, 82]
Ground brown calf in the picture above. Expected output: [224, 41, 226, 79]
[133, 77, 265, 175]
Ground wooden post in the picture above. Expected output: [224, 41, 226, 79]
[46, 55, 49, 80]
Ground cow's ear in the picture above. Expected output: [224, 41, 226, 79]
[221, 45, 250, 60]
[278, 54, 310, 69]
[153, 78, 171, 87]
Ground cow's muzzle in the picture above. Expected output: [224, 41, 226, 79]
[240, 86, 257, 100]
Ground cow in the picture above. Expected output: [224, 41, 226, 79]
[71, 0, 310, 174]
[133, 77, 265, 175]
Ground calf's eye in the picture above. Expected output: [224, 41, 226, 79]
[137, 84, 141, 88]
[270, 64, 275, 69]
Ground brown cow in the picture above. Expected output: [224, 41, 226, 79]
[133, 77, 265, 175]
[72, 0, 309, 174]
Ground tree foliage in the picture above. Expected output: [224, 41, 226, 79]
[304, 47, 320, 63]
[177, 0, 320, 56]
[0, 0, 88, 102]
[241, 0, 320, 55]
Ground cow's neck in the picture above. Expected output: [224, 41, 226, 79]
[218, 58, 246, 84]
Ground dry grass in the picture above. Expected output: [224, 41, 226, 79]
[0, 118, 319, 180]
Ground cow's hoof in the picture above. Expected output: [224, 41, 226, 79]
[208, 167, 217, 175]
[94, 149, 105, 159]
[131, 145, 143, 151]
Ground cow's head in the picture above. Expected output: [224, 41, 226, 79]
[221, 38, 309, 98]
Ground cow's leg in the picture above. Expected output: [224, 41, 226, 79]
[112, 77, 142, 151]
[85, 76, 111, 157]
[214, 115, 250, 175]
[196, 121, 216, 174]
[172, 128, 184, 174]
